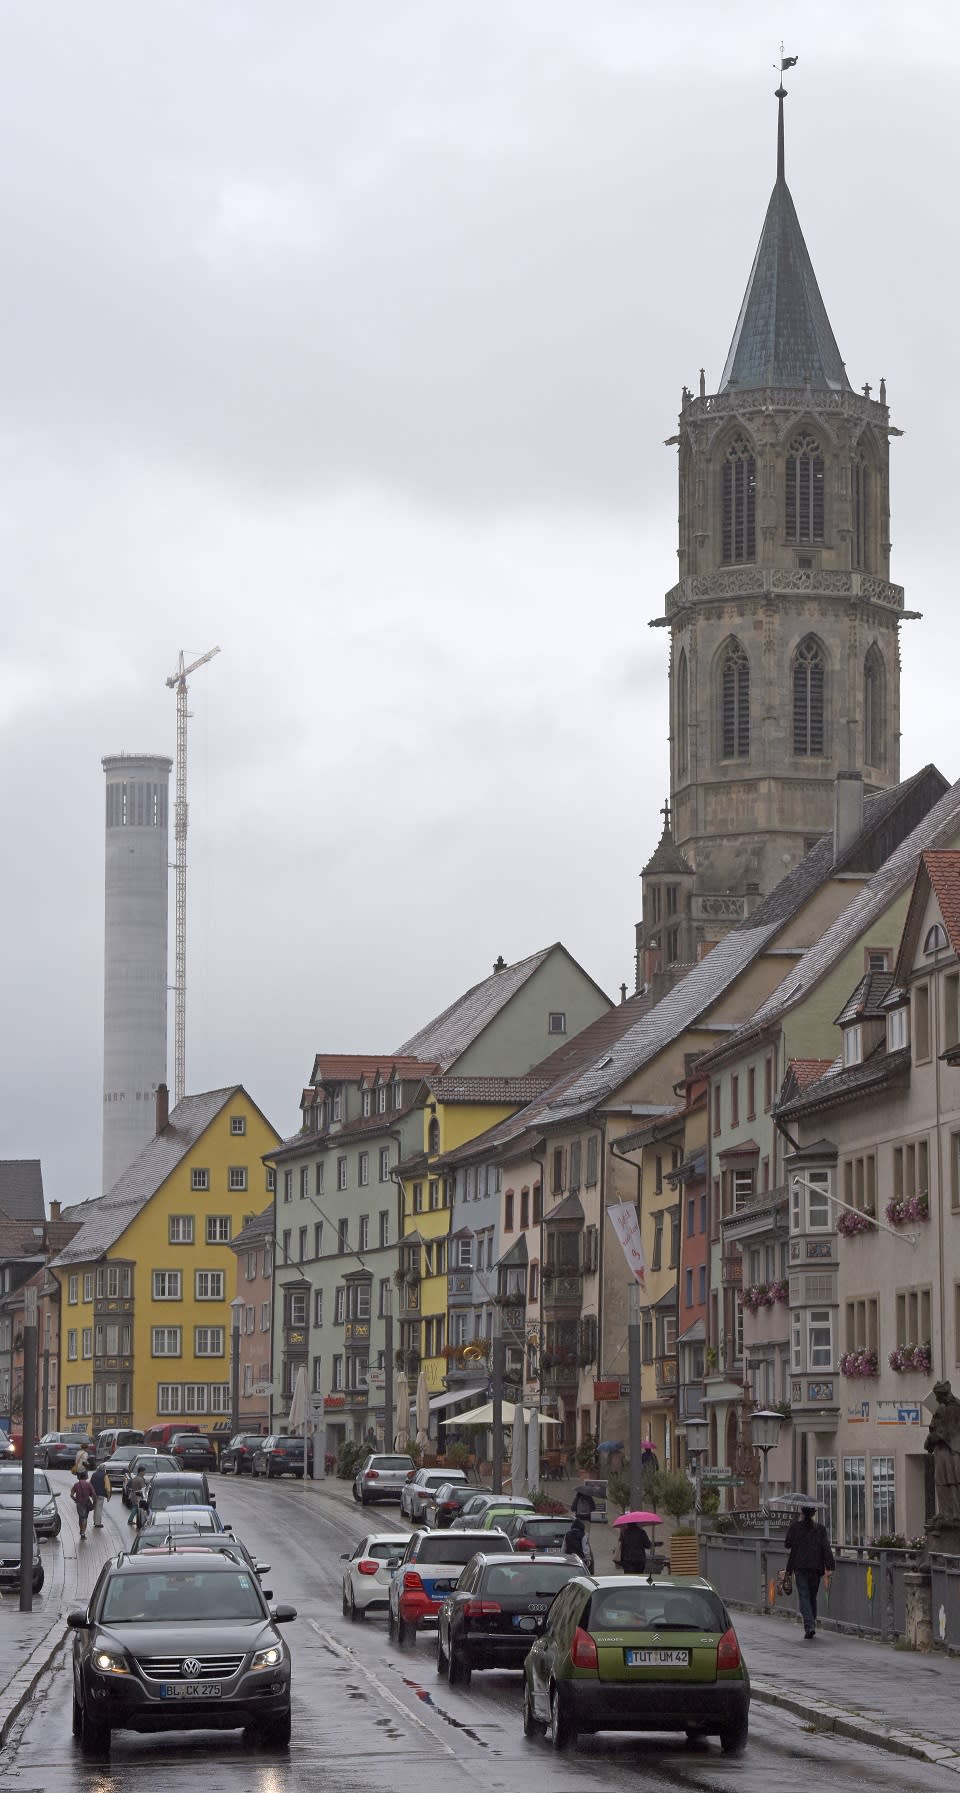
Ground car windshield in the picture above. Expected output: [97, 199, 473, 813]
[150, 1486, 206, 1509]
[0, 1472, 52, 1496]
[100, 1569, 264, 1623]
[587, 1586, 728, 1632]
[417, 1536, 492, 1564]
[482, 1563, 581, 1596]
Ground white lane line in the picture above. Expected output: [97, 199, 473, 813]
[308, 1619, 457, 1756]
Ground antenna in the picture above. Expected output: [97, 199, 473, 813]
[165, 647, 221, 1105]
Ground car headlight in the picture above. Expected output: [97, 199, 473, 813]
[251, 1644, 284, 1671]
[39, 1502, 56, 1517]
[93, 1649, 130, 1675]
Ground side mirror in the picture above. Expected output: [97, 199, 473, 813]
[209, 1495, 217, 1507]
[340, 1553, 349, 1561]
[67, 1607, 90, 1629]
[257, 1562, 272, 1575]
[222, 1524, 234, 1533]
[270, 1604, 297, 1623]
[261, 1588, 274, 1600]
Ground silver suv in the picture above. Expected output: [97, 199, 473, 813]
[353, 1453, 416, 1506]
[400, 1467, 468, 1522]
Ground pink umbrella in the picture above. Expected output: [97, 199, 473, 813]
[614, 1509, 662, 1526]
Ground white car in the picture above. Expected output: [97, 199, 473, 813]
[400, 1467, 468, 1522]
[341, 1533, 406, 1621]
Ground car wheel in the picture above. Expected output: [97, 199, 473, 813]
[522, 1680, 546, 1738]
[342, 1583, 351, 1617]
[436, 1628, 449, 1674]
[360, 1493, 370, 1507]
[548, 1682, 576, 1751]
[349, 1586, 364, 1622]
[72, 1690, 82, 1738]
[260, 1708, 292, 1748]
[78, 1696, 110, 1754]
[447, 1645, 470, 1686]
[719, 1716, 749, 1755]
[51, 1516, 62, 1538]
[388, 1605, 397, 1642]
[32, 1567, 44, 1593]
[397, 1617, 415, 1648]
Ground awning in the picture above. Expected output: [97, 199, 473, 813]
[442, 1401, 562, 1428]
[428, 1385, 486, 1412]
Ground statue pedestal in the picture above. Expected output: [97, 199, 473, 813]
[925, 1516, 960, 1555]
[904, 1568, 933, 1649]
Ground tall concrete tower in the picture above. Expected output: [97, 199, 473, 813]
[102, 753, 172, 1193]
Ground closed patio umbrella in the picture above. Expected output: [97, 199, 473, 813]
[415, 1368, 431, 1447]
[395, 1372, 409, 1450]
[511, 1402, 527, 1496]
[526, 1407, 540, 1494]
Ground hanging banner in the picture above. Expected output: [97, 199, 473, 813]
[607, 1203, 647, 1288]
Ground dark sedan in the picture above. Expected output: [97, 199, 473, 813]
[220, 1433, 266, 1475]
[251, 1437, 305, 1479]
[35, 1431, 95, 1469]
[428, 1482, 485, 1528]
[68, 1552, 296, 1752]
[437, 1553, 584, 1684]
[0, 1514, 44, 1594]
[131, 1534, 270, 1583]
[170, 1435, 218, 1473]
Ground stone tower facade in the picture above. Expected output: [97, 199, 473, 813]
[636, 87, 915, 986]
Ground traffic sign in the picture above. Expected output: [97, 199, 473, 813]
[701, 1471, 746, 1487]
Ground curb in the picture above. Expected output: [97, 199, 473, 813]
[751, 1680, 960, 1770]
[0, 1615, 68, 1750]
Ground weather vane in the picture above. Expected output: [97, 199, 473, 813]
[774, 43, 798, 97]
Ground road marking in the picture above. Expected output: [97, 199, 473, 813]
[308, 1620, 457, 1756]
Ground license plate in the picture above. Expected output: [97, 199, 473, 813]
[160, 1682, 221, 1698]
[625, 1649, 689, 1667]
[512, 1615, 539, 1631]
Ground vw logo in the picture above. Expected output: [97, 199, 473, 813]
[181, 1658, 202, 1678]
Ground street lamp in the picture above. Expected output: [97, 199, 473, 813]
[750, 1407, 783, 1540]
[683, 1416, 709, 1535]
[230, 1297, 245, 1436]
[382, 1283, 394, 1452]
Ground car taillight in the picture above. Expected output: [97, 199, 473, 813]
[402, 1570, 424, 1591]
[358, 1559, 380, 1575]
[717, 1627, 741, 1670]
[570, 1627, 598, 1671]
[364, 1470, 380, 1480]
[463, 1600, 501, 1617]
[516, 1537, 535, 1550]
[405, 1470, 416, 1481]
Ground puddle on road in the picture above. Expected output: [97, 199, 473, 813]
[389, 1668, 490, 1748]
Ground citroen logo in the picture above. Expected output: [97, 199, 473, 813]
[181, 1658, 202, 1678]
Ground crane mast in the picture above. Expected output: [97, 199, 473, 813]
[165, 646, 221, 1105]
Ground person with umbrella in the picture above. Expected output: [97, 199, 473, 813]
[613, 1509, 658, 1573]
[784, 1501, 835, 1639]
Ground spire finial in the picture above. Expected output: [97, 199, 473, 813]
[774, 45, 798, 182]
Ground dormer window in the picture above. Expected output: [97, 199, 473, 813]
[377, 1086, 387, 1114]
[393, 1081, 403, 1110]
[843, 1025, 863, 1068]
[362, 1089, 371, 1117]
[924, 924, 949, 955]
[887, 1007, 908, 1052]
[332, 1089, 342, 1122]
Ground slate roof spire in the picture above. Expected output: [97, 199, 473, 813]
[720, 75, 850, 394]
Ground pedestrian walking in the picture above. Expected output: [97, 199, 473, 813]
[72, 1445, 90, 1476]
[784, 1502, 835, 1639]
[70, 1468, 95, 1540]
[89, 1461, 111, 1529]
[613, 1521, 652, 1573]
[571, 1479, 596, 1525]
[563, 1517, 594, 1572]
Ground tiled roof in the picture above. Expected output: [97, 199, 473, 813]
[51, 1088, 250, 1268]
[426, 1076, 550, 1105]
[497, 1235, 528, 1269]
[309, 1055, 439, 1086]
[231, 1204, 275, 1252]
[787, 1058, 835, 1090]
[396, 945, 601, 1071]
[835, 971, 894, 1027]
[776, 1045, 912, 1119]
[0, 1215, 44, 1260]
[0, 1161, 45, 1224]
[922, 852, 960, 954]
[270, 1095, 425, 1158]
[641, 822, 694, 878]
[543, 1192, 584, 1223]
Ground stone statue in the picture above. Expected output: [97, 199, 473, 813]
[924, 1381, 960, 1526]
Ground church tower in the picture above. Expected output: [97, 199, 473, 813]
[638, 76, 914, 983]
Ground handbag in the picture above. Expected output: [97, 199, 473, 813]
[776, 1568, 793, 1596]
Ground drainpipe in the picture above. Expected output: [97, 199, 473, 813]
[532, 1147, 547, 1424]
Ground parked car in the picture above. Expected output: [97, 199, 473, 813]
[67, 1550, 297, 1751]
[437, 1552, 585, 1683]
[0, 1431, 15, 1461]
[498, 1512, 582, 1559]
[422, 1482, 485, 1528]
[340, 1533, 406, 1621]
[141, 1472, 216, 1525]
[251, 1437, 306, 1479]
[134, 1505, 230, 1540]
[141, 1422, 202, 1451]
[95, 1429, 145, 1464]
[400, 1467, 468, 1522]
[521, 1573, 750, 1753]
[169, 1434, 217, 1473]
[219, 1433, 267, 1475]
[0, 1468, 62, 1538]
[0, 1514, 44, 1594]
[352, 1453, 416, 1506]
[121, 1455, 179, 1506]
[450, 1491, 534, 1530]
[35, 1431, 95, 1469]
[388, 1529, 510, 1646]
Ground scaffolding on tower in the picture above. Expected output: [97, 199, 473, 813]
[165, 646, 221, 1105]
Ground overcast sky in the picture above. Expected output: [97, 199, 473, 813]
[2, 2, 957, 1208]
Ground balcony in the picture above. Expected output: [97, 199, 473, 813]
[447, 1272, 472, 1305]
[542, 1358, 578, 1391]
[541, 1272, 582, 1313]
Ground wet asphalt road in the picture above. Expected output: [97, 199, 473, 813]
[2, 1472, 956, 1791]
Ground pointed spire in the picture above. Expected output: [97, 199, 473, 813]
[720, 68, 850, 394]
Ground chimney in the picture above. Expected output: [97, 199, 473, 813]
[493, 955, 507, 973]
[620, 983, 628, 1004]
[833, 771, 865, 862]
[49, 1200, 61, 1221]
[156, 1082, 170, 1134]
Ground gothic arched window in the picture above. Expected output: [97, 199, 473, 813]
[720, 638, 750, 759]
[428, 1117, 440, 1155]
[785, 431, 825, 542]
[676, 649, 689, 778]
[792, 635, 826, 756]
[853, 454, 871, 569]
[721, 435, 756, 564]
[864, 645, 886, 768]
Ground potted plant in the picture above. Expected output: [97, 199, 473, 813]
[651, 1468, 699, 1574]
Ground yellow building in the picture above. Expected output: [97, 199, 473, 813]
[51, 1086, 278, 1434]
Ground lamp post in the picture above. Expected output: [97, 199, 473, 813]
[750, 1407, 783, 1541]
[683, 1416, 709, 1537]
[19, 1286, 38, 1612]
[383, 1284, 394, 1451]
[230, 1296, 245, 1437]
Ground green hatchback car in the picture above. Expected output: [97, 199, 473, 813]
[521, 1573, 749, 1754]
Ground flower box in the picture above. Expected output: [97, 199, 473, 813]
[837, 1211, 876, 1237]
[888, 1342, 932, 1374]
[742, 1280, 789, 1313]
[886, 1192, 929, 1227]
[840, 1349, 879, 1377]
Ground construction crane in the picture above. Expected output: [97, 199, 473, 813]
[165, 646, 221, 1105]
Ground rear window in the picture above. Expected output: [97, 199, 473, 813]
[587, 1586, 727, 1633]
[366, 1541, 404, 1560]
[482, 1562, 581, 1596]
[519, 1520, 567, 1540]
[417, 1534, 492, 1564]
[372, 1457, 414, 1472]
[423, 1473, 449, 1488]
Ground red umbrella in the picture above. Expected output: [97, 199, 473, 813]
[614, 1509, 662, 1526]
